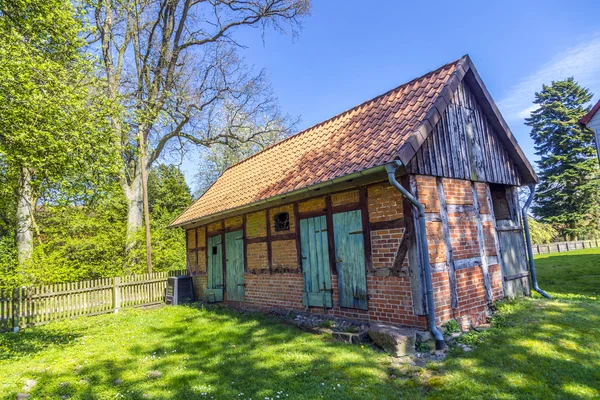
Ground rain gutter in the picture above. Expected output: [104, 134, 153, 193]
[384, 160, 445, 350]
[521, 183, 551, 299]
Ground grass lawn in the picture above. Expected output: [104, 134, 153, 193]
[1, 247, 599, 399]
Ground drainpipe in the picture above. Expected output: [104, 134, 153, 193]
[385, 161, 445, 350]
[521, 183, 551, 299]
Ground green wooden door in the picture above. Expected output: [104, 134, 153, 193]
[333, 209, 368, 310]
[206, 235, 224, 302]
[300, 215, 333, 308]
[225, 230, 245, 301]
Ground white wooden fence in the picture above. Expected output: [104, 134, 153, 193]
[0, 270, 185, 333]
[531, 239, 600, 255]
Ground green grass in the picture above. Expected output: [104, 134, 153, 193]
[0, 305, 420, 399]
[533, 247, 600, 301]
[1, 247, 599, 399]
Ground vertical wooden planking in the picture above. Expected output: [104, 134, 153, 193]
[333, 210, 368, 310]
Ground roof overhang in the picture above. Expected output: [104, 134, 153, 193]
[170, 162, 406, 229]
[580, 99, 600, 126]
[396, 55, 538, 184]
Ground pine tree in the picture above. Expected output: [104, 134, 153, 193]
[526, 78, 600, 239]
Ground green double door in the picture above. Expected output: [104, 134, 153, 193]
[300, 210, 367, 310]
[206, 230, 245, 302]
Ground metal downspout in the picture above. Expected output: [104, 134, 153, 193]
[522, 183, 552, 299]
[385, 161, 445, 350]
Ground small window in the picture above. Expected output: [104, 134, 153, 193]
[274, 212, 290, 232]
[490, 184, 512, 220]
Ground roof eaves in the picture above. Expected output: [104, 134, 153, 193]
[396, 54, 471, 165]
[580, 99, 600, 126]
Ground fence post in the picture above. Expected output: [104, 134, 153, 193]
[12, 288, 20, 333]
[112, 277, 121, 313]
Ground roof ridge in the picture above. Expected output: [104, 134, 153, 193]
[217, 56, 464, 176]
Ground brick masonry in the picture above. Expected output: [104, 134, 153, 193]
[185, 176, 507, 330]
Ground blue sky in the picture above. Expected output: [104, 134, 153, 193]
[180, 0, 600, 188]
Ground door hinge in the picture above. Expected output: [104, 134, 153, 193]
[348, 230, 363, 235]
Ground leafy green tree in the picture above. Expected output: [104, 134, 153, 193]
[127, 165, 192, 273]
[528, 217, 559, 244]
[0, 0, 117, 265]
[25, 191, 128, 284]
[526, 78, 600, 239]
[148, 165, 192, 214]
[90, 0, 310, 262]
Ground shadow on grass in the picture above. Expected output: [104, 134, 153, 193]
[15, 304, 416, 400]
[0, 325, 81, 361]
[428, 299, 600, 399]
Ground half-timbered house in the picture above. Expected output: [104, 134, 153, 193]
[170, 55, 537, 340]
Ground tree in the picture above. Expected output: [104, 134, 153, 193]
[527, 217, 559, 244]
[526, 78, 600, 239]
[194, 106, 292, 195]
[148, 164, 192, 214]
[91, 0, 310, 271]
[0, 0, 117, 266]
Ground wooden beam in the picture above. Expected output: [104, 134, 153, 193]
[436, 177, 458, 309]
[297, 209, 327, 220]
[405, 175, 427, 315]
[195, 228, 199, 275]
[221, 220, 226, 298]
[266, 208, 272, 274]
[294, 202, 302, 272]
[471, 183, 492, 303]
[242, 215, 248, 273]
[325, 196, 336, 275]
[204, 226, 208, 274]
[370, 219, 405, 231]
[359, 188, 373, 273]
[485, 184, 506, 296]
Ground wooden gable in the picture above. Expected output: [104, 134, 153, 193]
[407, 80, 522, 186]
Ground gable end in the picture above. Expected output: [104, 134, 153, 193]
[407, 80, 522, 185]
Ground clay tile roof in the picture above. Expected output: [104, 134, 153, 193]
[171, 57, 464, 227]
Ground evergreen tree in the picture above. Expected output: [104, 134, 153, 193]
[526, 78, 600, 239]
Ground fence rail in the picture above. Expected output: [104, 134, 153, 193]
[0, 270, 185, 333]
[531, 239, 600, 255]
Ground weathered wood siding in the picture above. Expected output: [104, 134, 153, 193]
[408, 81, 522, 186]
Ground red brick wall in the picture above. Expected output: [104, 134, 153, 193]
[187, 177, 502, 330]
[370, 228, 405, 270]
[271, 239, 297, 271]
[447, 211, 480, 260]
[240, 273, 427, 328]
[415, 176, 501, 328]
[431, 271, 452, 323]
[367, 183, 404, 222]
[490, 264, 503, 301]
[454, 267, 489, 327]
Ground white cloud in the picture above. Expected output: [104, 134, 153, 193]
[498, 34, 600, 122]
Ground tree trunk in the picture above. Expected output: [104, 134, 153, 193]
[124, 166, 143, 253]
[16, 167, 34, 267]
